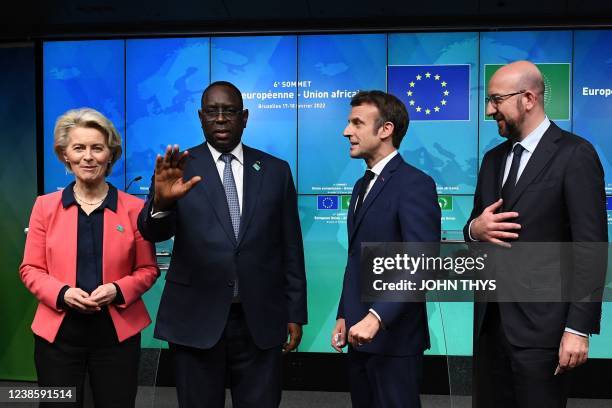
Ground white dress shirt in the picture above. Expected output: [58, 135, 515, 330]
[501, 116, 550, 186]
[357, 150, 398, 209]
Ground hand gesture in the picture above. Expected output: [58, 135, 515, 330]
[154, 145, 202, 211]
[470, 199, 521, 247]
[331, 318, 346, 352]
[89, 283, 117, 307]
[63, 288, 100, 313]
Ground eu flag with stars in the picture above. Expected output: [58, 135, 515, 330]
[317, 195, 339, 210]
[607, 196, 612, 211]
[388, 64, 470, 121]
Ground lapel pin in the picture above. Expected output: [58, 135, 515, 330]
[253, 161, 262, 171]
[116, 225, 124, 233]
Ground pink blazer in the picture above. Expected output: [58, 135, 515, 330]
[20, 189, 159, 343]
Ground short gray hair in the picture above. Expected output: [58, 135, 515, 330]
[53, 108, 122, 176]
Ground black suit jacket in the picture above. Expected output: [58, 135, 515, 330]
[138, 143, 307, 350]
[464, 122, 607, 348]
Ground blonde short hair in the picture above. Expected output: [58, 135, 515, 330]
[53, 108, 123, 176]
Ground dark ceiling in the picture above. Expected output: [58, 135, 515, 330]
[2, 0, 612, 41]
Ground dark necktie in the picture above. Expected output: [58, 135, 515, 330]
[354, 170, 375, 216]
[501, 143, 525, 205]
[221, 153, 240, 297]
[220, 153, 240, 239]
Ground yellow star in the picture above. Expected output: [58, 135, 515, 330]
[434, 74, 440, 80]
[443, 90, 450, 96]
[434, 106, 440, 112]
[441, 100, 447, 105]
[425, 109, 431, 115]
[409, 100, 415, 106]
[441, 81, 447, 87]
[416, 75, 422, 80]
[425, 72, 431, 78]
[409, 81, 415, 87]
[407, 90, 413, 96]
[416, 106, 422, 112]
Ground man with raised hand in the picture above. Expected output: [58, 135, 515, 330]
[138, 81, 307, 408]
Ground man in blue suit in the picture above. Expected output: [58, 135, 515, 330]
[331, 90, 441, 407]
[138, 81, 307, 408]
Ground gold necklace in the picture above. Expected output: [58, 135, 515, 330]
[73, 186, 108, 206]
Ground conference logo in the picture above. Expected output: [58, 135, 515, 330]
[317, 195, 339, 210]
[317, 195, 351, 211]
[483, 63, 570, 121]
[387, 64, 471, 121]
[438, 195, 453, 211]
[341, 195, 351, 211]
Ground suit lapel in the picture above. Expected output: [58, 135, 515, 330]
[190, 143, 237, 245]
[495, 141, 512, 199]
[347, 179, 361, 246]
[237, 146, 264, 246]
[349, 154, 402, 245]
[505, 124, 560, 210]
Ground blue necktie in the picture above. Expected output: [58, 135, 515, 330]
[221, 153, 240, 297]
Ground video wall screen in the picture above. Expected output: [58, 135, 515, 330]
[43, 30, 612, 357]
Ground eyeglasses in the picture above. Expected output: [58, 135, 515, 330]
[485, 90, 526, 107]
[201, 108, 243, 122]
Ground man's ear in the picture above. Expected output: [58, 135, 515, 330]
[242, 109, 249, 128]
[523, 90, 538, 111]
[379, 121, 395, 142]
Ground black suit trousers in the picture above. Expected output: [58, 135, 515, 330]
[347, 348, 423, 408]
[171, 303, 282, 408]
[34, 311, 141, 408]
[474, 303, 570, 408]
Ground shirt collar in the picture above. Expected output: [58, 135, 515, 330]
[369, 150, 398, 176]
[207, 142, 244, 165]
[62, 181, 118, 212]
[514, 116, 550, 154]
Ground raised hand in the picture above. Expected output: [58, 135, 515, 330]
[153, 145, 202, 211]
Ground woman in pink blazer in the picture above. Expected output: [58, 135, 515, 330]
[20, 108, 159, 408]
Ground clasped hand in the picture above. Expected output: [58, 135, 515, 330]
[63, 283, 117, 313]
